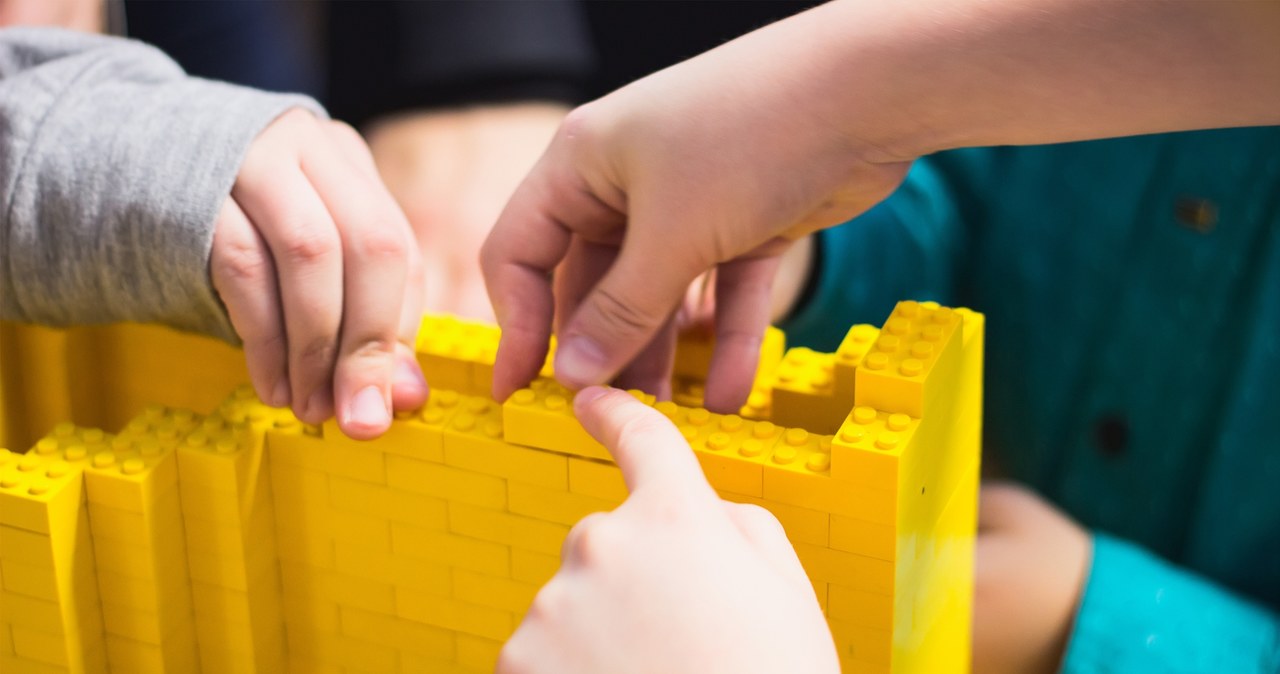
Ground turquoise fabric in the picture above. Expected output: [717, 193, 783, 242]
[783, 128, 1280, 671]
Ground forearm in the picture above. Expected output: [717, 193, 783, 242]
[696, 0, 1280, 162]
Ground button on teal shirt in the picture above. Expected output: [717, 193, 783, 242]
[784, 128, 1280, 672]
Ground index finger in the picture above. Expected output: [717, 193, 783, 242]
[573, 386, 714, 500]
[480, 152, 624, 402]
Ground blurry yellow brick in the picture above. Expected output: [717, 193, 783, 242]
[330, 510, 390, 551]
[1, 593, 66, 634]
[82, 434, 183, 514]
[416, 315, 499, 397]
[269, 464, 334, 539]
[717, 493, 830, 547]
[510, 549, 559, 586]
[0, 654, 66, 674]
[507, 481, 613, 526]
[333, 540, 451, 596]
[285, 627, 399, 673]
[399, 651, 477, 674]
[567, 458, 628, 502]
[338, 606, 455, 661]
[11, 625, 72, 667]
[0, 453, 83, 535]
[829, 618, 892, 667]
[193, 611, 284, 661]
[456, 634, 503, 672]
[2, 558, 58, 601]
[186, 533, 276, 591]
[182, 507, 275, 560]
[854, 300, 962, 418]
[104, 622, 198, 674]
[829, 583, 895, 629]
[84, 487, 182, 548]
[99, 596, 193, 644]
[454, 569, 539, 613]
[321, 567, 396, 615]
[833, 324, 879, 392]
[280, 565, 340, 635]
[386, 456, 506, 510]
[502, 382, 611, 461]
[830, 514, 897, 562]
[673, 324, 784, 382]
[390, 524, 509, 578]
[274, 520, 334, 568]
[190, 579, 280, 629]
[329, 476, 448, 530]
[448, 502, 569, 557]
[793, 543, 894, 596]
[770, 348, 850, 434]
[443, 398, 568, 489]
[175, 420, 264, 492]
[0, 622, 11, 655]
[394, 588, 511, 641]
[0, 525, 56, 567]
[196, 635, 286, 674]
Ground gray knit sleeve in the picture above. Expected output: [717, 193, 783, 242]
[0, 27, 324, 342]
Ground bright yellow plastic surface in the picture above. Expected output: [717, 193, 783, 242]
[0, 300, 981, 673]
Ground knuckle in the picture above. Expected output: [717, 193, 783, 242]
[212, 239, 270, 286]
[345, 336, 399, 362]
[565, 513, 617, 564]
[348, 224, 409, 263]
[295, 336, 339, 371]
[281, 227, 340, 265]
[735, 503, 784, 535]
[587, 286, 665, 340]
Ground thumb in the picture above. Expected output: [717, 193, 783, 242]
[554, 241, 701, 390]
[573, 386, 713, 499]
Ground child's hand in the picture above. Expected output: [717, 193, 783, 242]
[480, 25, 912, 412]
[497, 387, 839, 674]
[973, 482, 1091, 674]
[210, 108, 429, 439]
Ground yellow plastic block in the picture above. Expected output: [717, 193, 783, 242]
[770, 348, 850, 434]
[793, 543, 894, 596]
[328, 476, 448, 530]
[386, 456, 506, 510]
[829, 583, 896, 630]
[325, 389, 464, 466]
[394, 588, 512, 642]
[333, 541, 451, 596]
[502, 381, 610, 461]
[830, 514, 897, 561]
[830, 406, 920, 489]
[389, 524, 509, 578]
[566, 458, 628, 502]
[448, 502, 569, 557]
[442, 397, 568, 489]
[829, 618, 893, 668]
[456, 634, 503, 672]
[416, 315, 500, 398]
[507, 481, 613, 527]
[453, 569, 540, 613]
[717, 493, 830, 547]
[0, 452, 83, 535]
[510, 549, 559, 587]
[337, 606, 455, 662]
[674, 407, 781, 498]
[854, 301, 962, 418]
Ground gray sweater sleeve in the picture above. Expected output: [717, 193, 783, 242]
[0, 27, 323, 342]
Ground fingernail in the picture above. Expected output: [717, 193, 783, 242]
[556, 336, 607, 387]
[573, 386, 610, 412]
[346, 385, 389, 429]
[393, 357, 427, 392]
[271, 379, 291, 408]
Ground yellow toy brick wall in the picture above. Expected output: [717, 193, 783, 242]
[0, 301, 981, 673]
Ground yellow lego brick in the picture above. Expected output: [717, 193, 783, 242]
[672, 324, 784, 382]
[323, 389, 464, 465]
[394, 588, 512, 642]
[502, 381, 611, 461]
[769, 348, 853, 434]
[328, 476, 448, 530]
[0, 592, 67, 635]
[385, 456, 506, 510]
[453, 569, 539, 613]
[279, 564, 340, 635]
[716, 493, 830, 547]
[674, 407, 782, 498]
[104, 621, 198, 674]
[99, 596, 193, 645]
[0, 621, 11, 655]
[338, 606, 455, 662]
[11, 625, 76, 667]
[84, 486, 183, 549]
[510, 549, 559, 587]
[0, 454, 83, 535]
[761, 430, 899, 524]
[0, 654, 76, 674]
[566, 458, 628, 502]
[271, 423, 388, 486]
[389, 524, 509, 578]
[738, 380, 773, 421]
[333, 540, 452, 596]
[507, 481, 613, 526]
[442, 397, 569, 489]
[830, 514, 896, 561]
[670, 376, 706, 408]
[291, 627, 402, 674]
[792, 543, 894, 596]
[81, 445, 178, 515]
[282, 561, 396, 616]
[456, 634, 503, 672]
[829, 406, 919, 489]
[195, 632, 286, 674]
[829, 618, 892, 668]
[189, 576, 283, 634]
[416, 315, 504, 398]
[834, 323, 879, 392]
[186, 533, 277, 592]
[854, 300, 962, 418]
[0, 525, 57, 567]
[182, 506, 275, 563]
[829, 583, 895, 630]
[330, 509, 390, 551]
[448, 502, 568, 557]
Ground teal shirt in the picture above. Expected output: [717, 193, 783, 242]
[784, 128, 1280, 672]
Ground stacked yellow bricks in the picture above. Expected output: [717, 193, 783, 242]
[0, 300, 981, 673]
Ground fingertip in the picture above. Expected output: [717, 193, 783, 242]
[340, 384, 391, 440]
[554, 335, 609, 390]
[571, 385, 611, 416]
[391, 356, 429, 411]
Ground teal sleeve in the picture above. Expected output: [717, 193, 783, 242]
[1063, 533, 1280, 674]
[781, 155, 971, 351]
